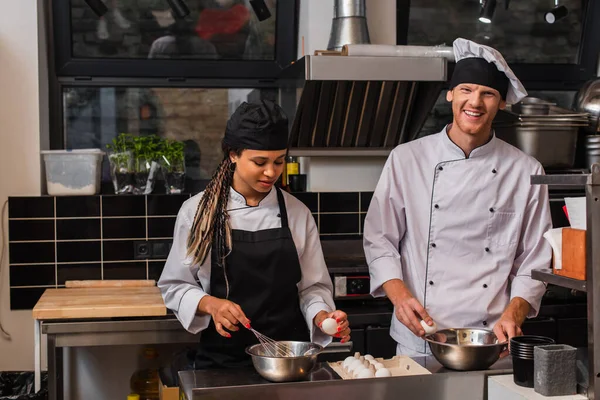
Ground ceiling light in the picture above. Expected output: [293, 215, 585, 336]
[84, 0, 108, 17]
[479, 0, 497, 23]
[545, 5, 568, 24]
[166, 0, 190, 19]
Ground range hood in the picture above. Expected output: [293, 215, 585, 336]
[278, 54, 448, 155]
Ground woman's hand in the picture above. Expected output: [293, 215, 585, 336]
[314, 310, 351, 343]
[198, 296, 251, 338]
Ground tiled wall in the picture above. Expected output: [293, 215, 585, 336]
[7, 191, 373, 310]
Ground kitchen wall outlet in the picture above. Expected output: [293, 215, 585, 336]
[134, 241, 151, 259]
[134, 240, 173, 259]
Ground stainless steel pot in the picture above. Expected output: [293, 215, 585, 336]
[574, 78, 600, 134]
[424, 328, 507, 371]
[246, 341, 323, 382]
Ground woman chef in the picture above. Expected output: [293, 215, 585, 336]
[159, 100, 350, 369]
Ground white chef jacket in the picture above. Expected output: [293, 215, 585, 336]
[158, 187, 335, 346]
[364, 126, 552, 354]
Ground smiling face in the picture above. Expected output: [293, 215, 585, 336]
[446, 83, 506, 139]
[230, 149, 287, 197]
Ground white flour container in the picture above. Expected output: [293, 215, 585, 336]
[41, 149, 105, 195]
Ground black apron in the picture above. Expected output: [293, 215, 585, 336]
[194, 187, 309, 369]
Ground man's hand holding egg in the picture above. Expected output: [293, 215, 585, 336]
[314, 310, 351, 343]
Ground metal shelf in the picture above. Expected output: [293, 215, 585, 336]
[531, 269, 587, 292]
[530, 174, 589, 186]
[289, 148, 392, 157]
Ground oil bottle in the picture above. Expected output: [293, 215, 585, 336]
[130, 347, 160, 400]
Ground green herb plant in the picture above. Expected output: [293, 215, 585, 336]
[160, 139, 186, 173]
[106, 133, 134, 170]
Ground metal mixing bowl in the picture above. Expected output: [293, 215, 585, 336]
[424, 328, 507, 371]
[245, 341, 323, 382]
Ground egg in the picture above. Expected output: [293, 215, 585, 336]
[375, 367, 392, 377]
[321, 318, 338, 335]
[357, 368, 375, 379]
[352, 364, 366, 378]
[374, 362, 384, 370]
[343, 356, 355, 369]
[364, 354, 375, 361]
[420, 319, 438, 335]
[347, 359, 363, 374]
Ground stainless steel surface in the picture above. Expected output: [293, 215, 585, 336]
[530, 174, 589, 186]
[179, 356, 513, 400]
[424, 328, 507, 371]
[246, 341, 322, 382]
[305, 55, 447, 82]
[531, 163, 600, 399]
[532, 269, 587, 292]
[327, 0, 370, 51]
[574, 78, 600, 133]
[288, 148, 392, 157]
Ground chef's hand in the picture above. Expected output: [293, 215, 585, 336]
[383, 279, 433, 337]
[314, 310, 351, 343]
[198, 296, 251, 338]
[493, 297, 530, 357]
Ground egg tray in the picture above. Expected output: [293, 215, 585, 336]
[328, 355, 431, 380]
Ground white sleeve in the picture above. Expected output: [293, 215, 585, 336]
[158, 207, 211, 334]
[510, 163, 553, 318]
[363, 150, 407, 297]
[293, 204, 335, 347]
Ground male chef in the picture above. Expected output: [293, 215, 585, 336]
[363, 38, 552, 357]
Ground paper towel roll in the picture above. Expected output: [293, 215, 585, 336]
[341, 44, 455, 61]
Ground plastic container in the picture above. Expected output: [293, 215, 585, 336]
[41, 149, 104, 196]
[510, 335, 555, 388]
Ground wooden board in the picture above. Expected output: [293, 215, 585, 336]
[328, 355, 431, 380]
[65, 280, 156, 288]
[557, 228, 586, 281]
[32, 287, 167, 320]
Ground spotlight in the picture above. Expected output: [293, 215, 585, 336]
[250, 0, 272, 21]
[84, 0, 108, 17]
[166, 0, 190, 19]
[479, 0, 496, 23]
[545, 5, 568, 23]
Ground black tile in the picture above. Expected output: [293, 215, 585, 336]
[9, 220, 54, 241]
[57, 241, 101, 262]
[103, 218, 146, 239]
[320, 234, 363, 241]
[57, 263, 102, 285]
[57, 219, 101, 240]
[148, 260, 166, 282]
[103, 240, 136, 261]
[8, 197, 54, 218]
[319, 213, 360, 234]
[10, 265, 55, 286]
[360, 213, 367, 233]
[103, 262, 147, 280]
[102, 196, 145, 217]
[56, 196, 100, 217]
[292, 192, 318, 212]
[9, 242, 54, 264]
[320, 193, 360, 213]
[147, 195, 189, 216]
[360, 192, 374, 212]
[311, 213, 319, 228]
[10, 287, 47, 310]
[148, 217, 176, 238]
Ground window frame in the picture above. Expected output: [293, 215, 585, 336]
[396, 0, 600, 90]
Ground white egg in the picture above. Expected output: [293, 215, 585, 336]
[352, 365, 366, 378]
[359, 356, 365, 363]
[374, 362, 384, 370]
[348, 359, 363, 373]
[368, 359, 377, 365]
[321, 318, 338, 335]
[343, 356, 355, 369]
[357, 368, 375, 379]
[364, 354, 375, 361]
[420, 319, 438, 335]
[375, 368, 392, 377]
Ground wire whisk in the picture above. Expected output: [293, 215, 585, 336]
[249, 328, 295, 357]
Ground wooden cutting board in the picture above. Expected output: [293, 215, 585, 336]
[32, 287, 167, 320]
[65, 280, 156, 288]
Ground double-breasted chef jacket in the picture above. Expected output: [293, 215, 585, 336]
[363, 126, 552, 355]
[158, 187, 336, 348]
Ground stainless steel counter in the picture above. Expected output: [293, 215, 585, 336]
[179, 356, 512, 400]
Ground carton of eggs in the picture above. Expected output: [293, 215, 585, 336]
[342, 352, 391, 378]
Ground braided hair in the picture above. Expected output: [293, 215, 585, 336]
[187, 144, 241, 268]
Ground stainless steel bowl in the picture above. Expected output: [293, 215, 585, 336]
[245, 341, 323, 382]
[424, 328, 507, 371]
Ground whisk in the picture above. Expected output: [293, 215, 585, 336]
[249, 328, 295, 357]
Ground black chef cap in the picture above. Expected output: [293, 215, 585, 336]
[449, 58, 510, 100]
[222, 100, 289, 151]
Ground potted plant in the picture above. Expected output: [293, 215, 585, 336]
[106, 133, 134, 194]
[159, 139, 186, 194]
[131, 135, 162, 194]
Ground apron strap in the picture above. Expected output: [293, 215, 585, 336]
[275, 187, 289, 229]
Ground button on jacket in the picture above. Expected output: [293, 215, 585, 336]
[363, 127, 552, 354]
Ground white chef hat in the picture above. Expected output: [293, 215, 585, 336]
[450, 38, 527, 105]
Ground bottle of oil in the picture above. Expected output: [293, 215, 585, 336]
[127, 395, 140, 400]
[130, 347, 160, 400]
